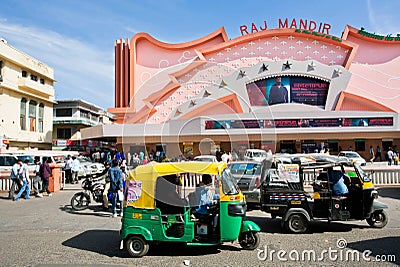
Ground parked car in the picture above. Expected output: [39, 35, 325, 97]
[0, 153, 36, 178]
[227, 161, 264, 204]
[76, 157, 96, 178]
[338, 151, 366, 166]
[244, 149, 268, 162]
[193, 155, 218, 162]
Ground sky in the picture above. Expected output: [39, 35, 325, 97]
[0, 0, 399, 110]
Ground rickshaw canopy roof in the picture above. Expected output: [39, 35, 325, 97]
[125, 161, 227, 209]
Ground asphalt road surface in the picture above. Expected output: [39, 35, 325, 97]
[0, 186, 399, 267]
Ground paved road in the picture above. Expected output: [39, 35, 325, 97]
[0, 185, 399, 266]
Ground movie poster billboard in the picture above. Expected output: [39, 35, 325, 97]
[246, 76, 329, 108]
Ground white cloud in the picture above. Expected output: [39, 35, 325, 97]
[0, 22, 114, 109]
[366, 0, 400, 35]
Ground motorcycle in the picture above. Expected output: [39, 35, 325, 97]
[70, 177, 108, 211]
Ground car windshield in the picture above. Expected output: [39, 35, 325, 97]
[253, 152, 266, 157]
[16, 155, 35, 165]
[221, 168, 239, 195]
[229, 163, 261, 175]
[346, 153, 359, 159]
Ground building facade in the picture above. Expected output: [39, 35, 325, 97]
[82, 22, 400, 160]
[53, 99, 115, 152]
[0, 39, 55, 150]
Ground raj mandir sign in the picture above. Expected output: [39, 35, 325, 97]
[240, 18, 332, 36]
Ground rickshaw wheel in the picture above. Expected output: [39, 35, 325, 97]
[284, 213, 308, 233]
[367, 210, 388, 228]
[238, 231, 260, 250]
[126, 235, 149, 258]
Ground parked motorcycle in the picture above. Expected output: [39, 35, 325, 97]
[70, 177, 108, 210]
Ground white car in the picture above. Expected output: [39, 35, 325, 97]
[244, 149, 268, 162]
[193, 155, 218, 162]
[338, 151, 366, 166]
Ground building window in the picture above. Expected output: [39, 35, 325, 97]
[30, 74, 37, 81]
[80, 110, 90, 119]
[91, 114, 99, 122]
[40, 78, 45, 85]
[57, 128, 71, 139]
[38, 103, 44, 133]
[55, 108, 72, 117]
[355, 140, 365, 152]
[29, 100, 37, 132]
[20, 98, 27, 130]
[22, 70, 27, 77]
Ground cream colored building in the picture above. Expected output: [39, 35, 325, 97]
[0, 39, 55, 150]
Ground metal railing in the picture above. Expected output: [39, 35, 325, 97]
[303, 169, 400, 186]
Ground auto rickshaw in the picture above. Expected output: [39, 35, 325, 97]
[119, 161, 261, 257]
[260, 156, 388, 233]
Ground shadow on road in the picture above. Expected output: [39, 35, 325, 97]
[348, 236, 400, 264]
[377, 187, 400, 200]
[59, 205, 113, 217]
[62, 230, 238, 258]
[62, 230, 123, 257]
[246, 215, 367, 234]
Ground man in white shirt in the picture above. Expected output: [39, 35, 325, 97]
[71, 156, 81, 184]
[13, 159, 31, 201]
[64, 155, 73, 184]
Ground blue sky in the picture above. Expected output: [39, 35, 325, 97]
[0, 0, 399, 110]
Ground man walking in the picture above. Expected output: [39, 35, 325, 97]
[71, 156, 80, 184]
[8, 159, 22, 200]
[369, 145, 375, 163]
[108, 160, 123, 217]
[13, 159, 31, 201]
[32, 156, 43, 197]
[64, 155, 73, 184]
[40, 157, 52, 196]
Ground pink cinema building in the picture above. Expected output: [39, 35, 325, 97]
[82, 19, 400, 160]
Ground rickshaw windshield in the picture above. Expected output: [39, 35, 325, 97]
[355, 164, 371, 182]
[221, 168, 239, 195]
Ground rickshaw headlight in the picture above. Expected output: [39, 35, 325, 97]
[371, 190, 379, 199]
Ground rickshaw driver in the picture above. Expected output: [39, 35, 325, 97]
[194, 174, 220, 237]
[196, 174, 220, 214]
[328, 169, 350, 196]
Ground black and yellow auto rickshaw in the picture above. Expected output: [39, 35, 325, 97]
[119, 161, 260, 257]
[260, 157, 388, 233]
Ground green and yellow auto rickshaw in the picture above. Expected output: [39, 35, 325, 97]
[119, 161, 261, 257]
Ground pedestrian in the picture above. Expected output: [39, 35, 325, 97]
[376, 146, 382, 161]
[108, 160, 123, 217]
[387, 147, 394, 166]
[32, 156, 43, 197]
[8, 159, 22, 200]
[13, 159, 31, 201]
[102, 162, 111, 211]
[71, 156, 80, 184]
[132, 153, 140, 169]
[40, 157, 52, 196]
[369, 145, 375, 163]
[221, 151, 229, 163]
[64, 155, 72, 184]
[394, 151, 399, 166]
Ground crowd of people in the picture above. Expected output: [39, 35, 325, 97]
[9, 156, 53, 201]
